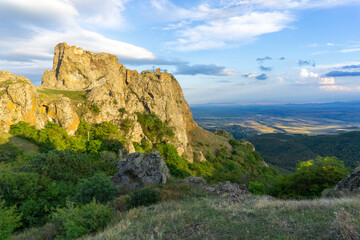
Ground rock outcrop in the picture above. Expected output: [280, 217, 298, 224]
[336, 167, 360, 192]
[0, 42, 232, 161]
[41, 42, 197, 157]
[112, 151, 170, 188]
[0, 71, 47, 132]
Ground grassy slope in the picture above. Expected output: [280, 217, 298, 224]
[38, 88, 87, 102]
[84, 195, 360, 240]
[0, 132, 39, 154]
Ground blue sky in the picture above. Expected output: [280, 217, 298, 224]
[1, 0, 360, 105]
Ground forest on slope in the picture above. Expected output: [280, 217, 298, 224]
[248, 131, 360, 172]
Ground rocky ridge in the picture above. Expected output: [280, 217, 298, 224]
[0, 42, 232, 161]
[336, 167, 360, 192]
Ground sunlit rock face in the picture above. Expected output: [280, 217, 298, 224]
[0, 43, 205, 160]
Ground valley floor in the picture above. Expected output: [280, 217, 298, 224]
[83, 195, 360, 240]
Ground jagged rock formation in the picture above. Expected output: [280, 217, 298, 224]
[112, 151, 170, 188]
[336, 167, 360, 192]
[0, 42, 233, 161]
[0, 71, 47, 132]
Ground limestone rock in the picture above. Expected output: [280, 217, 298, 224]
[336, 167, 360, 192]
[0, 71, 46, 131]
[0, 43, 236, 163]
[205, 181, 248, 200]
[40, 42, 198, 160]
[113, 151, 170, 188]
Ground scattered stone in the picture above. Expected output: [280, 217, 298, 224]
[205, 181, 248, 201]
[112, 151, 170, 188]
[183, 176, 207, 185]
[336, 167, 360, 192]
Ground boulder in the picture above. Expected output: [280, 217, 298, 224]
[336, 167, 360, 192]
[183, 176, 207, 185]
[205, 181, 248, 200]
[113, 151, 170, 188]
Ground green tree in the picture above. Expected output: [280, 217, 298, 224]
[0, 200, 22, 240]
[74, 173, 117, 204]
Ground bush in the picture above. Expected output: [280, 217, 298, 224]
[74, 173, 117, 204]
[90, 103, 101, 114]
[52, 200, 113, 240]
[19, 198, 49, 228]
[25, 150, 94, 183]
[270, 156, 350, 199]
[0, 142, 23, 163]
[0, 167, 44, 205]
[248, 182, 266, 195]
[136, 113, 174, 141]
[0, 200, 22, 239]
[9, 121, 37, 139]
[87, 140, 102, 153]
[127, 188, 162, 208]
[152, 142, 191, 178]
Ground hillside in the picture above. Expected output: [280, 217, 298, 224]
[0, 43, 279, 239]
[248, 131, 360, 172]
[12, 184, 360, 240]
[0, 42, 242, 162]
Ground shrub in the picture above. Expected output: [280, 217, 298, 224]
[136, 112, 174, 141]
[90, 103, 101, 114]
[0, 142, 23, 163]
[52, 200, 113, 240]
[19, 198, 49, 227]
[87, 140, 102, 153]
[113, 100, 118, 105]
[0, 200, 22, 239]
[248, 182, 266, 195]
[74, 173, 117, 204]
[25, 150, 94, 183]
[111, 195, 129, 212]
[127, 188, 161, 208]
[152, 142, 191, 178]
[270, 156, 350, 199]
[0, 168, 44, 205]
[9, 121, 37, 139]
[120, 119, 133, 134]
[118, 107, 126, 114]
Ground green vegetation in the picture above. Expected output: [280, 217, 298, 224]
[84, 194, 360, 240]
[74, 173, 117, 204]
[0, 200, 22, 239]
[248, 131, 360, 171]
[52, 200, 113, 240]
[136, 112, 174, 141]
[118, 107, 126, 114]
[126, 188, 162, 208]
[90, 103, 101, 114]
[270, 156, 350, 199]
[38, 88, 87, 102]
[2, 113, 357, 239]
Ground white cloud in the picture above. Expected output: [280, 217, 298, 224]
[71, 0, 129, 28]
[319, 77, 334, 85]
[319, 85, 360, 91]
[221, 0, 359, 10]
[300, 68, 318, 78]
[340, 48, 360, 53]
[0, 0, 156, 74]
[0, 0, 78, 24]
[0, 27, 156, 61]
[168, 11, 293, 51]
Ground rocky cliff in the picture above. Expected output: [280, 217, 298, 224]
[0, 43, 229, 161]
